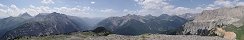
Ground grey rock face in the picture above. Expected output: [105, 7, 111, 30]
[182, 6, 244, 35]
[96, 14, 187, 35]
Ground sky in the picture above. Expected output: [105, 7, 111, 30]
[0, 0, 244, 18]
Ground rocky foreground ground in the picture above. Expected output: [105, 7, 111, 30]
[85, 34, 227, 40]
[16, 32, 227, 40]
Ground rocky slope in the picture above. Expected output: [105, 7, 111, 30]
[86, 34, 226, 40]
[182, 6, 244, 40]
[96, 14, 187, 35]
[0, 12, 88, 40]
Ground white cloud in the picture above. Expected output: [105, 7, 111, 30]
[98, 9, 122, 17]
[134, 0, 244, 16]
[23, 6, 54, 16]
[8, 5, 23, 16]
[198, 0, 244, 11]
[0, 3, 95, 18]
[91, 2, 96, 4]
[0, 3, 129, 18]
[22, 6, 93, 17]
[0, 7, 8, 18]
[237, 2, 244, 6]
[41, 0, 55, 4]
[135, 0, 202, 16]
[213, 0, 235, 7]
[55, 7, 90, 17]
[0, 4, 7, 8]
[0, 4, 26, 18]
[100, 9, 114, 13]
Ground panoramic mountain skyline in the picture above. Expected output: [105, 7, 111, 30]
[0, 0, 244, 18]
[0, 0, 244, 40]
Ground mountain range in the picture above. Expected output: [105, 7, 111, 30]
[0, 12, 32, 39]
[0, 12, 89, 40]
[2, 6, 243, 40]
[0, 12, 189, 40]
[96, 14, 187, 35]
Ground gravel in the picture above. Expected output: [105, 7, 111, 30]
[82, 34, 227, 40]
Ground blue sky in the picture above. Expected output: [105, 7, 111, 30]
[0, 0, 243, 18]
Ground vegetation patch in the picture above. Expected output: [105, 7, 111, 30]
[224, 24, 244, 40]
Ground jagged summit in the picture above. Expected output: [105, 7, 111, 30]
[158, 14, 170, 17]
[18, 12, 32, 19]
[48, 12, 65, 16]
[144, 14, 156, 19]
[18, 12, 32, 17]
[36, 12, 58, 15]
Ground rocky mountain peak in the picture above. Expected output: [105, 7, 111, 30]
[47, 12, 66, 17]
[122, 14, 144, 22]
[35, 12, 67, 19]
[18, 12, 32, 18]
[144, 14, 156, 19]
[158, 14, 171, 19]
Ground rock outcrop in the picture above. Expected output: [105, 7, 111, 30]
[224, 32, 236, 40]
[182, 6, 244, 40]
[212, 27, 236, 40]
[183, 6, 244, 35]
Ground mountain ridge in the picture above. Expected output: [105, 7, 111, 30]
[0, 12, 88, 40]
[96, 14, 187, 35]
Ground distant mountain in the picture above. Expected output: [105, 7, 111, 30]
[96, 14, 187, 35]
[18, 12, 32, 19]
[67, 16, 90, 31]
[178, 13, 199, 21]
[81, 17, 105, 30]
[0, 13, 32, 39]
[1, 12, 88, 40]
